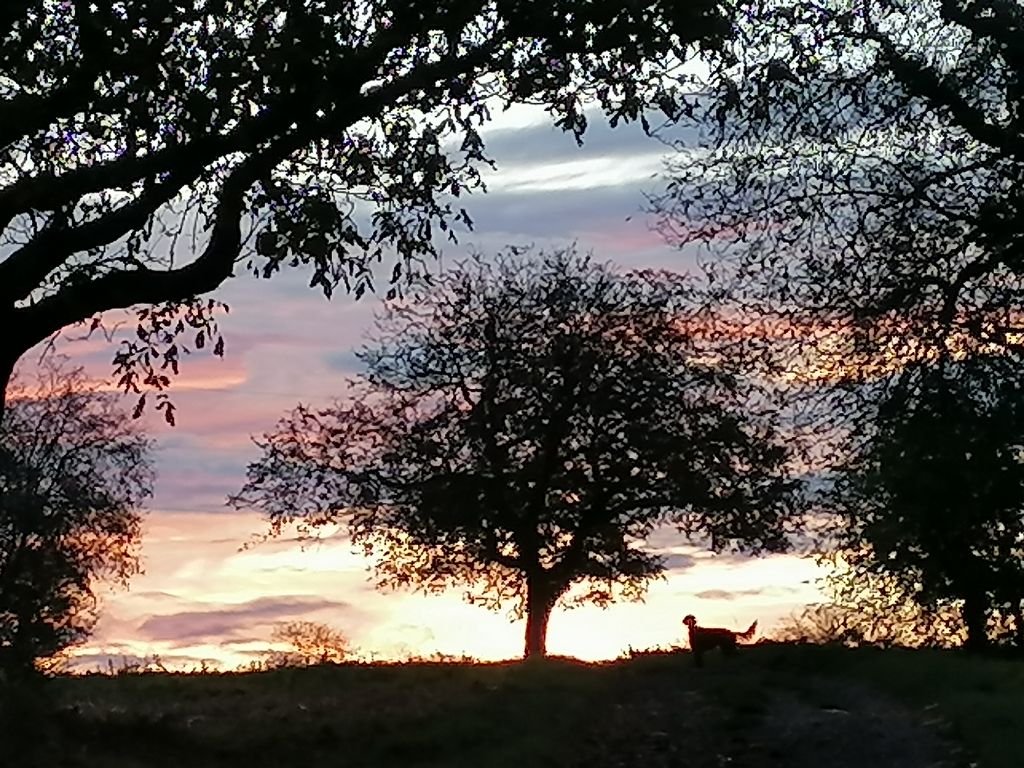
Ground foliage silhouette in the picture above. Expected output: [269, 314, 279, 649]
[649, 0, 1024, 655]
[264, 620, 351, 669]
[234, 247, 799, 658]
[826, 356, 1024, 652]
[0, 359, 152, 680]
[652, 0, 1024, 376]
[0, 0, 735, 421]
[770, 583, 967, 651]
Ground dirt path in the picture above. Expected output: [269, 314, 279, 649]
[732, 681, 958, 768]
[574, 661, 963, 768]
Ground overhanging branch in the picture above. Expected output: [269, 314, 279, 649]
[0, 174, 190, 305]
[10, 146, 284, 351]
[0, 23, 503, 313]
[863, 16, 1024, 157]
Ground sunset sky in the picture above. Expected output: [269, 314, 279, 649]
[38, 104, 826, 671]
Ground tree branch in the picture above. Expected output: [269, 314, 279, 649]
[483, 534, 521, 571]
[0, 103, 289, 221]
[863, 20, 1024, 157]
[10, 146, 282, 351]
[0, 69, 99, 152]
[0, 25, 503, 310]
[0, 174, 190, 305]
[939, 0, 1024, 74]
[0, 8, 491, 219]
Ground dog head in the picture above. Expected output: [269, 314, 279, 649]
[682, 614, 697, 628]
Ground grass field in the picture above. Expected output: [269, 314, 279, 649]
[2, 644, 1021, 767]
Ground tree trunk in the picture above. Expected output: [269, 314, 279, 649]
[962, 591, 989, 653]
[0, 350, 15, 425]
[523, 576, 556, 660]
[1011, 601, 1024, 650]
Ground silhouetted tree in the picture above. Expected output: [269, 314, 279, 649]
[0, 0, 736, 421]
[773, 570, 968, 650]
[645, 0, 1024, 653]
[0, 360, 152, 679]
[264, 620, 350, 668]
[828, 356, 1024, 652]
[235, 248, 798, 659]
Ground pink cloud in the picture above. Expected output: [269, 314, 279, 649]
[579, 220, 668, 253]
[137, 595, 356, 644]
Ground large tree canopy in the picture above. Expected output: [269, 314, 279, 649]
[652, 0, 1024, 383]
[234, 248, 799, 659]
[644, 1, 1024, 651]
[0, 360, 152, 678]
[828, 355, 1024, 651]
[0, 0, 734, 420]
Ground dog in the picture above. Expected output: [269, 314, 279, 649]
[682, 614, 757, 666]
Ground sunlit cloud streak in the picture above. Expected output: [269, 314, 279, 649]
[75, 511, 824, 669]
[137, 596, 356, 645]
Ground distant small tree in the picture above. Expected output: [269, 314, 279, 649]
[235, 248, 799, 659]
[830, 356, 1024, 652]
[770, 604, 866, 648]
[0, 360, 153, 678]
[772, 568, 967, 650]
[264, 620, 350, 668]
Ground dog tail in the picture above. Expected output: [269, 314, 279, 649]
[737, 620, 758, 641]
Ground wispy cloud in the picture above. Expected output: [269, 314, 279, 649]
[485, 153, 666, 194]
[137, 595, 353, 644]
[693, 586, 801, 602]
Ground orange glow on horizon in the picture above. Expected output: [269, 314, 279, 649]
[70, 510, 826, 673]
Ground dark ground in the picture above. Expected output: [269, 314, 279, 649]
[2, 643, 1020, 768]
